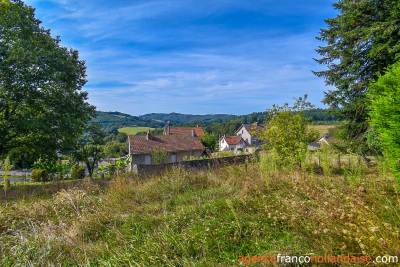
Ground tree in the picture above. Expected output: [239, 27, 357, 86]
[151, 148, 167, 165]
[258, 95, 319, 166]
[313, 0, 400, 149]
[71, 124, 105, 179]
[0, 0, 96, 160]
[199, 132, 217, 152]
[367, 63, 400, 181]
[2, 156, 13, 197]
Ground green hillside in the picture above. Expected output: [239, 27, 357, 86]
[139, 112, 239, 125]
[93, 111, 164, 128]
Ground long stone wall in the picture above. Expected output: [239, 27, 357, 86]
[131, 153, 257, 175]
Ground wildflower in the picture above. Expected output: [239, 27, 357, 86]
[369, 227, 378, 233]
[323, 229, 329, 234]
[341, 245, 347, 250]
[342, 230, 348, 235]
[359, 243, 365, 249]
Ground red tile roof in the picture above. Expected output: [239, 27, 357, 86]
[220, 135, 245, 145]
[129, 134, 205, 155]
[164, 126, 205, 136]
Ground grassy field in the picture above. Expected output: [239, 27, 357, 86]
[311, 124, 335, 135]
[118, 126, 156, 135]
[0, 151, 398, 266]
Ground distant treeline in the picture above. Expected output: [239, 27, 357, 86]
[95, 109, 340, 137]
[93, 111, 164, 128]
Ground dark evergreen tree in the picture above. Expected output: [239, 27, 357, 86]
[313, 0, 400, 149]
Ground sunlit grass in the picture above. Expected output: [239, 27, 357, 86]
[0, 153, 399, 266]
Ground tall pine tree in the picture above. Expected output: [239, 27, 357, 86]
[314, 0, 400, 149]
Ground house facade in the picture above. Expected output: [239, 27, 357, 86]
[235, 122, 264, 147]
[128, 130, 205, 170]
[219, 135, 247, 153]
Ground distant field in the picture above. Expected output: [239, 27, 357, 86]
[311, 125, 335, 135]
[118, 127, 156, 135]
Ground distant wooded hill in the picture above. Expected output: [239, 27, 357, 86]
[94, 108, 339, 131]
[139, 108, 339, 125]
[93, 111, 164, 128]
[139, 112, 239, 125]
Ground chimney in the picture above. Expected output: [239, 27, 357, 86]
[196, 125, 199, 127]
[165, 125, 170, 135]
[146, 129, 151, 140]
[191, 130, 196, 137]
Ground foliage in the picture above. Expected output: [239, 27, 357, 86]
[93, 111, 163, 128]
[258, 95, 319, 165]
[151, 147, 167, 165]
[30, 169, 49, 182]
[199, 132, 217, 152]
[31, 158, 70, 181]
[366, 128, 383, 155]
[205, 119, 243, 137]
[139, 112, 239, 125]
[313, 0, 400, 149]
[70, 123, 105, 178]
[103, 142, 126, 158]
[70, 165, 85, 180]
[134, 128, 164, 136]
[367, 63, 400, 181]
[0, 0, 96, 160]
[2, 155, 12, 193]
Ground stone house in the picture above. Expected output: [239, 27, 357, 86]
[128, 130, 205, 169]
[235, 122, 265, 147]
[219, 135, 248, 153]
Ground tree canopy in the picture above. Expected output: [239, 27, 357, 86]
[258, 95, 319, 166]
[0, 0, 95, 160]
[314, 0, 400, 148]
[367, 63, 400, 181]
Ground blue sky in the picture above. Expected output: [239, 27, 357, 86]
[25, 0, 336, 115]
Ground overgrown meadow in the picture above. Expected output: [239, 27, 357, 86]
[0, 150, 399, 266]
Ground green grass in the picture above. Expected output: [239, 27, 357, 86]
[0, 154, 399, 266]
[118, 126, 156, 135]
[310, 125, 335, 135]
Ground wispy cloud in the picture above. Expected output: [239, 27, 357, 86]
[25, 0, 336, 115]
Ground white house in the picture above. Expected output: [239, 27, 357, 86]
[235, 122, 265, 147]
[219, 135, 248, 153]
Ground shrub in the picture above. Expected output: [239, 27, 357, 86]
[71, 165, 86, 179]
[30, 169, 49, 182]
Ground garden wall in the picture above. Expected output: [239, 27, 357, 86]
[131, 153, 258, 175]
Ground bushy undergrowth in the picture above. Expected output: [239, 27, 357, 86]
[0, 154, 399, 266]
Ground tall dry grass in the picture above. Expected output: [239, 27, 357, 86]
[0, 153, 399, 265]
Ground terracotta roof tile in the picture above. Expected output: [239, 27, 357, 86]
[164, 126, 205, 136]
[130, 134, 205, 155]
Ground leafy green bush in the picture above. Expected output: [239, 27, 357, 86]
[368, 63, 400, 181]
[71, 165, 86, 179]
[30, 169, 49, 182]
